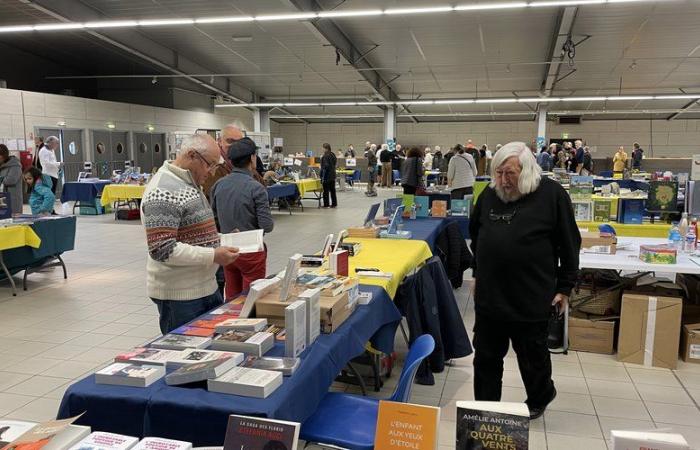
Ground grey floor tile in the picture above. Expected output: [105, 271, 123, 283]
[544, 411, 603, 439]
[546, 432, 608, 450]
[592, 396, 651, 421]
[645, 402, 700, 426]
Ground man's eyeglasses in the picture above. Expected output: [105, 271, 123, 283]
[193, 152, 218, 172]
[489, 208, 517, 224]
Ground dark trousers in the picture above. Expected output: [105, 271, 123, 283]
[151, 290, 223, 335]
[403, 185, 417, 195]
[50, 176, 58, 194]
[322, 180, 337, 207]
[473, 314, 554, 409]
[451, 186, 473, 200]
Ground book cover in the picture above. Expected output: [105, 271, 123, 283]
[402, 194, 415, 213]
[43, 425, 91, 450]
[456, 401, 529, 450]
[374, 401, 440, 450]
[279, 254, 302, 302]
[114, 348, 181, 366]
[0, 422, 37, 449]
[219, 229, 264, 254]
[647, 180, 678, 212]
[3, 416, 81, 450]
[165, 354, 243, 386]
[285, 301, 307, 358]
[239, 277, 281, 319]
[211, 331, 273, 356]
[619, 198, 644, 224]
[94, 363, 165, 388]
[569, 175, 594, 199]
[189, 315, 239, 329]
[414, 196, 430, 218]
[214, 318, 268, 333]
[450, 199, 470, 217]
[329, 250, 349, 277]
[68, 432, 139, 450]
[383, 198, 402, 218]
[572, 200, 593, 222]
[166, 349, 241, 368]
[131, 438, 191, 450]
[593, 199, 612, 222]
[149, 334, 211, 350]
[223, 415, 299, 450]
[431, 200, 447, 218]
[264, 325, 286, 342]
[208, 367, 283, 398]
[298, 288, 320, 346]
[241, 356, 300, 376]
[171, 326, 215, 338]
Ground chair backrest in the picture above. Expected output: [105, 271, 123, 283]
[352, 169, 361, 181]
[389, 334, 436, 403]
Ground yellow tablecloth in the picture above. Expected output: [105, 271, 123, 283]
[337, 170, 355, 176]
[0, 225, 41, 251]
[345, 238, 433, 298]
[285, 179, 322, 197]
[473, 181, 489, 204]
[577, 222, 670, 238]
[100, 184, 146, 206]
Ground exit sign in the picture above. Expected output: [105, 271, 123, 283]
[562, 133, 569, 139]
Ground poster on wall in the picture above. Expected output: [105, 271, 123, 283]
[273, 137, 283, 147]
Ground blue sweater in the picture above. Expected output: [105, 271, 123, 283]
[30, 174, 55, 215]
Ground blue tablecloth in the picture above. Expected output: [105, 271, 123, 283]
[57, 285, 401, 445]
[267, 183, 298, 200]
[592, 178, 648, 191]
[60, 181, 112, 203]
[396, 217, 470, 251]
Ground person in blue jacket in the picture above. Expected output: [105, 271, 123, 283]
[23, 167, 55, 216]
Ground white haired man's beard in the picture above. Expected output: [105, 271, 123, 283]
[494, 184, 522, 203]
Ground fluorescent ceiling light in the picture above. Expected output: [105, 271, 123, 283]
[564, 96, 606, 101]
[455, 2, 528, 10]
[317, 10, 383, 18]
[384, 7, 454, 15]
[434, 99, 475, 104]
[654, 95, 700, 99]
[400, 100, 435, 105]
[0, 26, 34, 33]
[137, 19, 194, 26]
[323, 102, 359, 106]
[34, 23, 85, 31]
[85, 20, 138, 28]
[475, 98, 518, 103]
[607, 95, 654, 100]
[256, 13, 317, 21]
[194, 16, 255, 24]
[529, 0, 605, 6]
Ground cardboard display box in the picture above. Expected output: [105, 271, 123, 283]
[680, 323, 700, 364]
[580, 231, 617, 254]
[617, 293, 683, 369]
[568, 313, 616, 354]
[255, 289, 354, 334]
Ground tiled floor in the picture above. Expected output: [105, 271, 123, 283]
[1, 185, 700, 449]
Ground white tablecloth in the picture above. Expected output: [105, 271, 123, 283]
[580, 237, 700, 274]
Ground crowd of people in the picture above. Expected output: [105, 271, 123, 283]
[534, 140, 644, 175]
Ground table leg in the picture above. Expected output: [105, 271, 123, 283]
[0, 250, 17, 296]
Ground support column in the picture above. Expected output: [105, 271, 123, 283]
[254, 108, 270, 133]
[536, 107, 548, 150]
[383, 106, 396, 144]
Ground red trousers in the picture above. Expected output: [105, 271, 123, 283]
[224, 249, 267, 300]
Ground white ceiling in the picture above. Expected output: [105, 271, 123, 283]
[1, 0, 700, 121]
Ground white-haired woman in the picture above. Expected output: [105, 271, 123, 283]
[468, 142, 581, 420]
[447, 145, 477, 200]
[423, 147, 433, 170]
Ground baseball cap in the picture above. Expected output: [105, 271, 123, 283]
[228, 137, 258, 162]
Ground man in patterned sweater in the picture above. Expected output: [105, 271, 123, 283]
[141, 134, 240, 334]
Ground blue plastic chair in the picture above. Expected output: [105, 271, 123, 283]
[600, 170, 613, 178]
[346, 169, 361, 187]
[300, 335, 436, 450]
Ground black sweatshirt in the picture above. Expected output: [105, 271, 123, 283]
[469, 177, 581, 322]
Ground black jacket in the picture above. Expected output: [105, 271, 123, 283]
[435, 221, 472, 288]
[395, 257, 473, 385]
[379, 149, 392, 163]
[320, 152, 337, 182]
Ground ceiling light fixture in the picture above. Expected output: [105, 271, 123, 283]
[0, 0, 671, 34]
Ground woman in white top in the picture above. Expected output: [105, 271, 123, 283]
[423, 147, 434, 170]
[447, 145, 477, 200]
[39, 135, 62, 194]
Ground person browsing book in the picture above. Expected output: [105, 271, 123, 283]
[211, 137, 273, 300]
[447, 145, 477, 200]
[469, 142, 581, 420]
[141, 134, 240, 334]
[0, 144, 23, 215]
[23, 167, 55, 216]
[320, 143, 337, 208]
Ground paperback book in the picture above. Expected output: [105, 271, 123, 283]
[165, 354, 243, 386]
[208, 367, 283, 398]
[131, 438, 192, 450]
[451, 199, 470, 217]
[115, 348, 182, 366]
[374, 401, 440, 450]
[241, 356, 300, 376]
[94, 363, 165, 388]
[210, 331, 274, 357]
[298, 288, 320, 346]
[189, 315, 239, 329]
[593, 199, 612, 222]
[2, 417, 81, 450]
[383, 198, 402, 218]
[68, 432, 139, 450]
[214, 318, 268, 333]
[414, 196, 430, 218]
[647, 180, 679, 212]
[455, 401, 529, 450]
[43, 425, 91, 450]
[431, 200, 447, 218]
[239, 277, 281, 319]
[165, 349, 242, 369]
[572, 200, 593, 222]
[279, 254, 302, 302]
[170, 326, 215, 338]
[219, 229, 264, 254]
[222, 415, 299, 450]
[569, 175, 594, 199]
[149, 334, 212, 351]
[285, 301, 307, 358]
[329, 250, 349, 277]
[0, 421, 37, 449]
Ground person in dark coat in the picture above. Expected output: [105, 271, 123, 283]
[400, 147, 424, 195]
[469, 141, 581, 420]
[320, 143, 337, 208]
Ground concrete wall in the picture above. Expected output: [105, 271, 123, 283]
[0, 87, 253, 158]
[271, 119, 700, 158]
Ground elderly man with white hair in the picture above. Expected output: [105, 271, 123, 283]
[378, 143, 392, 187]
[469, 142, 581, 420]
[39, 135, 63, 194]
[141, 134, 240, 334]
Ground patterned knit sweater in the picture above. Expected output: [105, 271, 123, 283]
[141, 161, 220, 301]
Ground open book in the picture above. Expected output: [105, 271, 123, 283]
[220, 229, 264, 254]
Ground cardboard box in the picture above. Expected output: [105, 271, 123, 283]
[254, 289, 354, 334]
[680, 323, 700, 364]
[617, 293, 683, 369]
[568, 314, 616, 354]
[580, 231, 617, 254]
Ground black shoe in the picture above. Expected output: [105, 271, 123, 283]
[528, 387, 557, 420]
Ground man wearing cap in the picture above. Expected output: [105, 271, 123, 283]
[211, 137, 274, 300]
[201, 124, 244, 201]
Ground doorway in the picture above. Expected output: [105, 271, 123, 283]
[35, 127, 85, 195]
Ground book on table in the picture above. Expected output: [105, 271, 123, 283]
[450, 199, 470, 217]
[219, 229, 264, 254]
[431, 200, 447, 217]
[455, 401, 529, 450]
[329, 250, 349, 277]
[114, 348, 182, 366]
[572, 200, 593, 222]
[298, 288, 320, 346]
[285, 300, 307, 358]
[131, 438, 192, 450]
[569, 175, 594, 199]
[43, 426, 91, 450]
[170, 326, 215, 338]
[237, 277, 281, 319]
[149, 334, 212, 351]
[210, 330, 274, 356]
[165, 349, 243, 369]
[383, 197, 402, 218]
[207, 367, 283, 398]
[1, 417, 84, 450]
[189, 315, 239, 329]
[0, 421, 37, 449]
[278, 254, 302, 302]
[214, 318, 268, 333]
[222, 415, 299, 450]
[374, 400, 440, 450]
[241, 356, 300, 376]
[414, 196, 430, 217]
[165, 354, 244, 386]
[610, 430, 689, 450]
[646, 180, 678, 212]
[68, 432, 139, 450]
[593, 199, 612, 222]
[94, 363, 165, 388]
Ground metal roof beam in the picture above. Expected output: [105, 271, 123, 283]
[541, 7, 578, 97]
